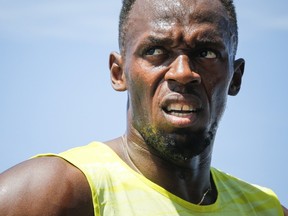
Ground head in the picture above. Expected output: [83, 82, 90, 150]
[110, 0, 245, 163]
[119, 0, 239, 57]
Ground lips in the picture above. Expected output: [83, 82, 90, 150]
[160, 93, 203, 127]
[162, 94, 202, 113]
[166, 103, 198, 116]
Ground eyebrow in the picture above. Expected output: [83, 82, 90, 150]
[144, 36, 175, 46]
[193, 31, 226, 47]
[141, 33, 226, 50]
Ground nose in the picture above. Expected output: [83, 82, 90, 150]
[165, 55, 201, 85]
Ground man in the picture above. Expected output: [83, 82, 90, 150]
[0, 0, 287, 215]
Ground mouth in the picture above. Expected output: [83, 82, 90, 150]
[160, 94, 203, 127]
[164, 103, 200, 117]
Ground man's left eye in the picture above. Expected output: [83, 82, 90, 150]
[199, 50, 217, 59]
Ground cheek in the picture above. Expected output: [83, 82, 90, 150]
[129, 80, 144, 108]
[210, 77, 230, 99]
[201, 61, 232, 97]
[126, 61, 165, 114]
[127, 74, 152, 119]
[203, 72, 231, 115]
[211, 85, 228, 113]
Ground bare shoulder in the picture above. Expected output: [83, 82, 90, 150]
[0, 157, 93, 216]
[283, 205, 288, 216]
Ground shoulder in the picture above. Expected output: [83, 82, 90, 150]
[212, 168, 283, 214]
[0, 156, 93, 216]
[283, 205, 288, 216]
[212, 168, 275, 196]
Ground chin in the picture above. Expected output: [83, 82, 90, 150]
[138, 123, 218, 163]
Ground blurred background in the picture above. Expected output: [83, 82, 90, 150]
[0, 0, 287, 206]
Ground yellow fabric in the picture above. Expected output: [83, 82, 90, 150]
[37, 142, 283, 215]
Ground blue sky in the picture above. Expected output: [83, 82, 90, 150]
[0, 0, 287, 206]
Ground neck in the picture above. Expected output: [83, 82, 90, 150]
[122, 130, 216, 205]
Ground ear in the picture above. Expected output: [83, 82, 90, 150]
[109, 52, 127, 91]
[228, 58, 245, 96]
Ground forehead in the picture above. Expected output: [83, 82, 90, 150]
[133, 0, 226, 19]
[126, 0, 230, 45]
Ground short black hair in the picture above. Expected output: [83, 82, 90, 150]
[118, 0, 135, 53]
[118, 0, 238, 56]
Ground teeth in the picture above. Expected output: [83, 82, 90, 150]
[166, 104, 195, 112]
[171, 112, 191, 117]
[182, 105, 191, 111]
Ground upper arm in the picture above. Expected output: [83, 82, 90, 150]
[0, 157, 93, 216]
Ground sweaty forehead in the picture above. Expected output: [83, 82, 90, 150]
[130, 0, 228, 29]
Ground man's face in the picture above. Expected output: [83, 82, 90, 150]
[120, 0, 240, 161]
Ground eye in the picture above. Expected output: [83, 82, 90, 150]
[198, 50, 217, 59]
[145, 47, 165, 56]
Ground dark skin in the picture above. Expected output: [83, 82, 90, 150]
[111, 0, 240, 204]
[0, 0, 287, 215]
[0, 157, 94, 216]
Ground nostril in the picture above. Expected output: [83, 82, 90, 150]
[165, 70, 201, 85]
[167, 80, 199, 94]
[191, 72, 201, 84]
[165, 70, 201, 86]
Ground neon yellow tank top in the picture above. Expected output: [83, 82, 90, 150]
[38, 142, 283, 215]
